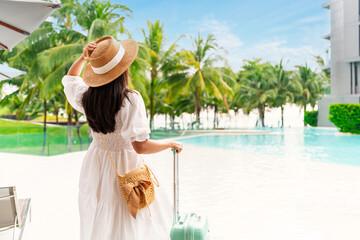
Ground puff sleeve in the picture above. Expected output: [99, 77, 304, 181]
[62, 75, 89, 113]
[120, 90, 151, 142]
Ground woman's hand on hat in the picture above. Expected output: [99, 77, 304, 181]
[82, 42, 97, 61]
[68, 42, 97, 76]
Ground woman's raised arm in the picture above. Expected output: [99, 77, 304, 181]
[67, 42, 97, 76]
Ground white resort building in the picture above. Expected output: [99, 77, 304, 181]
[318, 0, 360, 126]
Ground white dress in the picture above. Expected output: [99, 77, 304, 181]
[62, 75, 173, 240]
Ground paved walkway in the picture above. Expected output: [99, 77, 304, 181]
[1, 142, 360, 240]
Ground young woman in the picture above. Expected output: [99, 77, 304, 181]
[62, 36, 183, 240]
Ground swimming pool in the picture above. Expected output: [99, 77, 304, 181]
[178, 128, 360, 166]
[170, 128, 360, 239]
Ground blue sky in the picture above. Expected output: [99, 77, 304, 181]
[119, 0, 330, 71]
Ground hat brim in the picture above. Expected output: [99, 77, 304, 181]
[83, 39, 138, 87]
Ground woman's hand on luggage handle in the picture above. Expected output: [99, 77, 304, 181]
[132, 139, 182, 154]
[170, 140, 183, 154]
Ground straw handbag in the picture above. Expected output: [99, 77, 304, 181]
[100, 134, 159, 219]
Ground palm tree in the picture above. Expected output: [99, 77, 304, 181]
[40, 0, 132, 150]
[294, 64, 325, 127]
[314, 55, 331, 94]
[0, 1, 132, 153]
[171, 94, 195, 130]
[234, 59, 276, 127]
[205, 66, 237, 129]
[203, 94, 223, 129]
[181, 33, 232, 124]
[217, 66, 237, 114]
[140, 20, 185, 129]
[1, 22, 61, 153]
[41, 0, 132, 90]
[48, 90, 65, 124]
[0, 77, 23, 114]
[270, 60, 299, 128]
[128, 43, 149, 103]
[74, 0, 132, 41]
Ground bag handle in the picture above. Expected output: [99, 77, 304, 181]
[99, 133, 159, 187]
[100, 133, 122, 177]
[145, 164, 159, 187]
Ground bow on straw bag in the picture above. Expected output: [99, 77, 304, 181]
[100, 134, 159, 219]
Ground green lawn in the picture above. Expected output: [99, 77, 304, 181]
[0, 107, 12, 115]
[0, 119, 90, 156]
[0, 119, 187, 156]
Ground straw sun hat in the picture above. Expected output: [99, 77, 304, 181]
[83, 36, 138, 87]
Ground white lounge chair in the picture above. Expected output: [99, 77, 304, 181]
[0, 186, 31, 240]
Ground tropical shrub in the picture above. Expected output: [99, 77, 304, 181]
[328, 104, 360, 134]
[304, 110, 318, 127]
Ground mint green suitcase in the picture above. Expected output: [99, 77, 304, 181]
[170, 150, 210, 240]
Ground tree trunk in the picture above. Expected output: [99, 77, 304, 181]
[74, 110, 83, 151]
[224, 95, 230, 116]
[150, 81, 154, 129]
[304, 105, 307, 127]
[213, 105, 218, 129]
[194, 85, 199, 123]
[87, 126, 91, 148]
[165, 113, 167, 131]
[171, 115, 175, 130]
[258, 104, 265, 127]
[67, 110, 73, 153]
[65, 13, 71, 28]
[194, 85, 201, 124]
[149, 69, 157, 130]
[181, 115, 185, 130]
[55, 110, 59, 124]
[42, 99, 47, 155]
[281, 105, 284, 128]
[207, 106, 209, 129]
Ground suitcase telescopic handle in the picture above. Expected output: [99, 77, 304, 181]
[173, 149, 179, 224]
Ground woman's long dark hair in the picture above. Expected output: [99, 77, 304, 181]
[82, 70, 132, 134]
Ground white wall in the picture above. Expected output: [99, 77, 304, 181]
[319, 0, 360, 126]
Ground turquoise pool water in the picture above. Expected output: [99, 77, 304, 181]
[178, 128, 360, 166]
